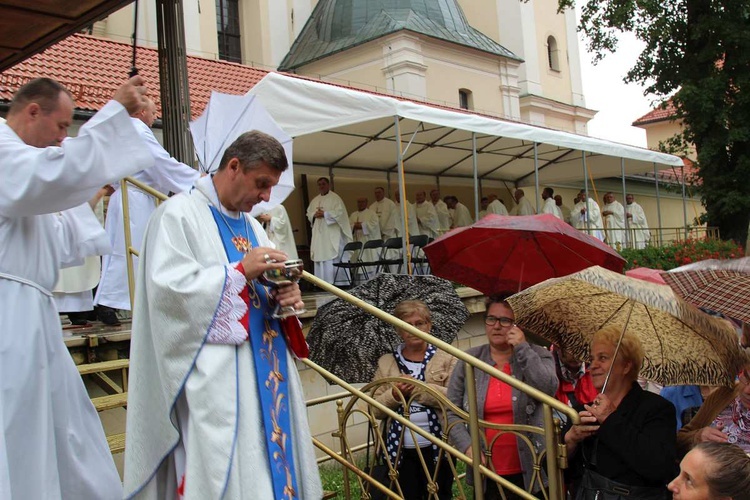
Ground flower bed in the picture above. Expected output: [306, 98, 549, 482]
[619, 238, 744, 271]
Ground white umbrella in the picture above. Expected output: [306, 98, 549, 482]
[190, 91, 295, 216]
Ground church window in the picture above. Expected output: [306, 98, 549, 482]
[547, 35, 560, 71]
[216, 0, 242, 63]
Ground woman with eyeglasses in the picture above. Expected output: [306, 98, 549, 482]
[564, 326, 676, 499]
[370, 299, 457, 500]
[677, 364, 750, 457]
[446, 295, 557, 499]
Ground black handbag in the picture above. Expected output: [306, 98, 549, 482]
[575, 469, 669, 500]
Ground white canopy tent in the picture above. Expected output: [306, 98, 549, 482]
[247, 72, 686, 265]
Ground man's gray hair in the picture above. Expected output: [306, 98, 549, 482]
[218, 130, 288, 172]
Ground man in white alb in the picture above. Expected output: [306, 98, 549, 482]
[257, 203, 298, 259]
[486, 194, 509, 216]
[430, 188, 451, 234]
[626, 194, 651, 249]
[554, 195, 572, 224]
[94, 97, 200, 321]
[541, 187, 562, 219]
[371, 186, 398, 240]
[479, 197, 489, 219]
[393, 189, 421, 237]
[510, 189, 535, 215]
[415, 190, 440, 239]
[602, 192, 626, 249]
[307, 177, 352, 283]
[446, 196, 473, 228]
[0, 76, 150, 499]
[571, 190, 604, 241]
[349, 197, 381, 275]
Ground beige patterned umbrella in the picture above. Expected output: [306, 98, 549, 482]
[507, 266, 748, 387]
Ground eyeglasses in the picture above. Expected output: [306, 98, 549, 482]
[404, 320, 430, 330]
[485, 316, 514, 327]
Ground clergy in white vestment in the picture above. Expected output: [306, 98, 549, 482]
[349, 197, 381, 275]
[486, 194, 509, 216]
[430, 189, 451, 233]
[570, 190, 604, 241]
[0, 77, 151, 499]
[554, 195, 572, 224]
[446, 196, 474, 227]
[307, 177, 353, 284]
[541, 187, 562, 219]
[94, 98, 200, 313]
[510, 189, 536, 216]
[479, 197, 489, 219]
[53, 188, 110, 326]
[601, 192, 626, 249]
[370, 186, 398, 239]
[393, 190, 421, 237]
[415, 190, 440, 239]
[124, 131, 322, 500]
[626, 194, 651, 249]
[257, 204, 298, 259]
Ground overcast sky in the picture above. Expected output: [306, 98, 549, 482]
[577, 25, 653, 147]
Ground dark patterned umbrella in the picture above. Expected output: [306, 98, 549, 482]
[307, 274, 469, 383]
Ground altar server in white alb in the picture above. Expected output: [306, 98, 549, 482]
[307, 177, 352, 283]
[486, 194, 509, 216]
[570, 190, 604, 241]
[349, 197, 381, 275]
[0, 76, 151, 499]
[124, 131, 322, 499]
[626, 193, 651, 249]
[430, 188, 451, 234]
[394, 189, 421, 237]
[371, 186, 398, 239]
[258, 203, 299, 259]
[601, 192, 626, 249]
[446, 195, 473, 228]
[541, 187, 562, 219]
[94, 98, 200, 316]
[510, 188, 535, 216]
[414, 190, 440, 239]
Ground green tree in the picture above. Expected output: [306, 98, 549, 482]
[559, 0, 750, 244]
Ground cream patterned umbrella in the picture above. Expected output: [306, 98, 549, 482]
[507, 266, 748, 387]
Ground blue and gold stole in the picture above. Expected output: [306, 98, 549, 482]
[210, 206, 299, 500]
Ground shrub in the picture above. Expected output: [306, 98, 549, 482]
[619, 238, 744, 271]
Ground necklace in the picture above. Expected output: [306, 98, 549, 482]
[211, 177, 253, 253]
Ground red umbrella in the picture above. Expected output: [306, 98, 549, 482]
[625, 267, 667, 285]
[423, 214, 626, 294]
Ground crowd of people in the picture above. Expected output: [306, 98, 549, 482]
[368, 297, 750, 500]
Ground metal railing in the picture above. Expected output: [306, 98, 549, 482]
[118, 179, 581, 499]
[577, 225, 719, 250]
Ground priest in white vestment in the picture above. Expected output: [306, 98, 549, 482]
[510, 189, 536, 216]
[124, 131, 322, 500]
[393, 190, 421, 237]
[95, 98, 200, 314]
[258, 204, 298, 259]
[626, 194, 651, 249]
[571, 190, 604, 241]
[0, 76, 151, 499]
[415, 190, 440, 239]
[371, 186, 398, 240]
[541, 187, 562, 219]
[554, 195, 572, 224]
[602, 192, 626, 249]
[487, 194, 509, 216]
[430, 189, 451, 233]
[307, 177, 352, 284]
[349, 197, 381, 276]
[446, 196, 474, 228]
[479, 197, 489, 219]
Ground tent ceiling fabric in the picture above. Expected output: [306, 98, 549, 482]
[249, 72, 682, 186]
[0, 0, 134, 72]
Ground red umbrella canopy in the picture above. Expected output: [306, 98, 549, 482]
[423, 214, 626, 294]
[625, 267, 667, 285]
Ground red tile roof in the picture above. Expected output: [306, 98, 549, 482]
[641, 157, 701, 185]
[632, 100, 677, 126]
[0, 34, 269, 119]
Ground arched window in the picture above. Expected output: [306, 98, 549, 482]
[458, 89, 473, 110]
[547, 35, 560, 71]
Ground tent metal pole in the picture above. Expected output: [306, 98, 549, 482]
[654, 162, 663, 244]
[386, 171, 391, 198]
[681, 164, 688, 240]
[435, 175, 440, 191]
[472, 133, 479, 222]
[329, 166, 334, 191]
[583, 152, 591, 235]
[394, 116, 410, 273]
[621, 158, 629, 249]
[533, 142, 540, 213]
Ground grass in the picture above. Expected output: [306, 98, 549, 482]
[319, 455, 474, 499]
